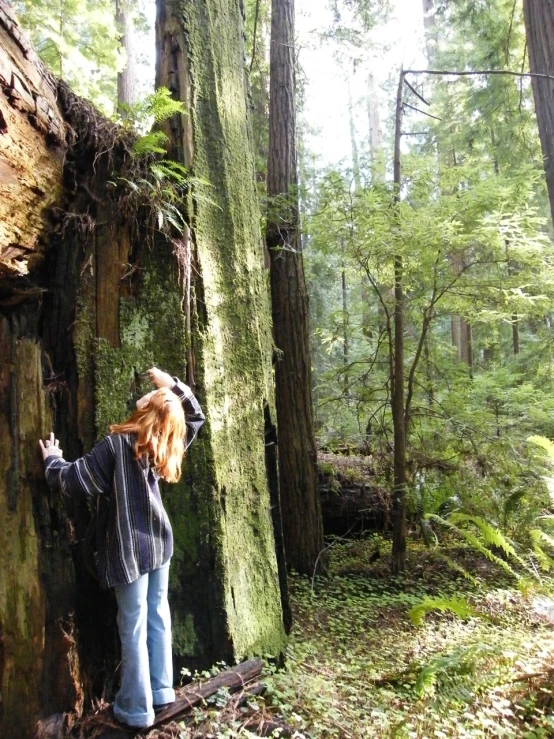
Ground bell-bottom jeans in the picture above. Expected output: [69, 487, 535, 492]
[113, 562, 175, 728]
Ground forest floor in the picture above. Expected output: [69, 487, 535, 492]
[80, 537, 554, 739]
[265, 536, 554, 739]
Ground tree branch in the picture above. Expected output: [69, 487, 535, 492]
[404, 68, 554, 83]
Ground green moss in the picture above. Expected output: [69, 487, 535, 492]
[94, 255, 187, 437]
[70, 0, 286, 668]
[173, 0, 286, 660]
[319, 462, 338, 477]
[172, 612, 199, 657]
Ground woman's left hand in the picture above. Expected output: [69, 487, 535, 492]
[39, 432, 63, 461]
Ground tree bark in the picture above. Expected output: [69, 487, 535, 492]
[367, 72, 385, 183]
[0, 2, 65, 282]
[266, 0, 325, 575]
[391, 71, 407, 574]
[523, 0, 554, 228]
[115, 0, 136, 112]
[0, 2, 286, 734]
[154, 0, 287, 668]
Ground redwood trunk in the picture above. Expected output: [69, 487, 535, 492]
[523, 0, 554, 228]
[391, 72, 407, 574]
[0, 3, 286, 735]
[267, 0, 325, 575]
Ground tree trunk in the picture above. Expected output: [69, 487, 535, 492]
[391, 72, 407, 574]
[0, 2, 286, 734]
[421, 0, 436, 58]
[115, 0, 136, 112]
[367, 72, 385, 183]
[266, 0, 325, 575]
[348, 82, 361, 189]
[342, 260, 349, 395]
[523, 0, 554, 228]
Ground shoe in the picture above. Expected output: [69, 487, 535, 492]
[154, 703, 173, 714]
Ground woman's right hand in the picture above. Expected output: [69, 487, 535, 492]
[147, 367, 174, 389]
[39, 432, 63, 461]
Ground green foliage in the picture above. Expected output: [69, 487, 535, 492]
[428, 513, 526, 580]
[264, 539, 554, 737]
[14, 0, 124, 113]
[409, 595, 478, 627]
[413, 643, 498, 700]
[110, 89, 195, 237]
[120, 87, 188, 137]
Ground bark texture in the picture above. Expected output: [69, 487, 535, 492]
[0, 2, 286, 735]
[266, 0, 325, 575]
[523, 0, 554, 228]
[154, 0, 287, 663]
[391, 72, 407, 574]
[0, 3, 65, 281]
[115, 0, 136, 111]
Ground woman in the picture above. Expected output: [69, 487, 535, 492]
[39, 367, 205, 729]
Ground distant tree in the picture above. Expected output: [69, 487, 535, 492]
[267, 0, 325, 575]
[115, 0, 136, 111]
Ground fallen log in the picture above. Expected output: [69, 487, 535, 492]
[78, 658, 266, 736]
[318, 453, 391, 536]
[152, 658, 264, 726]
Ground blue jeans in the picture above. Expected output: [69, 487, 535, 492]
[113, 562, 175, 728]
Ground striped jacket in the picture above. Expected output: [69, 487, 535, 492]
[44, 380, 205, 588]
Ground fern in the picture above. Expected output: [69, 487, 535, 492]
[435, 552, 480, 586]
[427, 513, 524, 580]
[409, 595, 478, 627]
[121, 87, 186, 133]
[530, 528, 554, 571]
[448, 513, 528, 570]
[132, 130, 169, 157]
[414, 643, 497, 702]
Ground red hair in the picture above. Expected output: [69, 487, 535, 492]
[110, 388, 186, 482]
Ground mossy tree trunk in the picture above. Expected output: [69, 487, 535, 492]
[266, 0, 325, 576]
[0, 2, 286, 735]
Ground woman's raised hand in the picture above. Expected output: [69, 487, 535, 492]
[39, 432, 63, 461]
[146, 367, 174, 389]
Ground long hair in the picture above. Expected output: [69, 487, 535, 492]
[110, 388, 187, 482]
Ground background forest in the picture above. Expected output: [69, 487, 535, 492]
[4, 0, 554, 737]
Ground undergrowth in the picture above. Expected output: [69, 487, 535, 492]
[262, 536, 554, 738]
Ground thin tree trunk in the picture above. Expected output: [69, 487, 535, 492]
[348, 81, 361, 188]
[362, 71, 384, 340]
[523, 0, 554, 228]
[342, 261, 349, 395]
[422, 0, 435, 58]
[115, 0, 136, 112]
[391, 71, 407, 574]
[266, 0, 325, 575]
[367, 71, 385, 183]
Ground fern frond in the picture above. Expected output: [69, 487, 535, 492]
[414, 643, 495, 699]
[448, 513, 527, 570]
[530, 529, 554, 570]
[132, 130, 169, 157]
[435, 552, 480, 586]
[427, 514, 522, 580]
[409, 595, 478, 627]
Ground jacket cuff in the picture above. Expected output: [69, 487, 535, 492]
[171, 377, 194, 399]
[44, 455, 63, 470]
